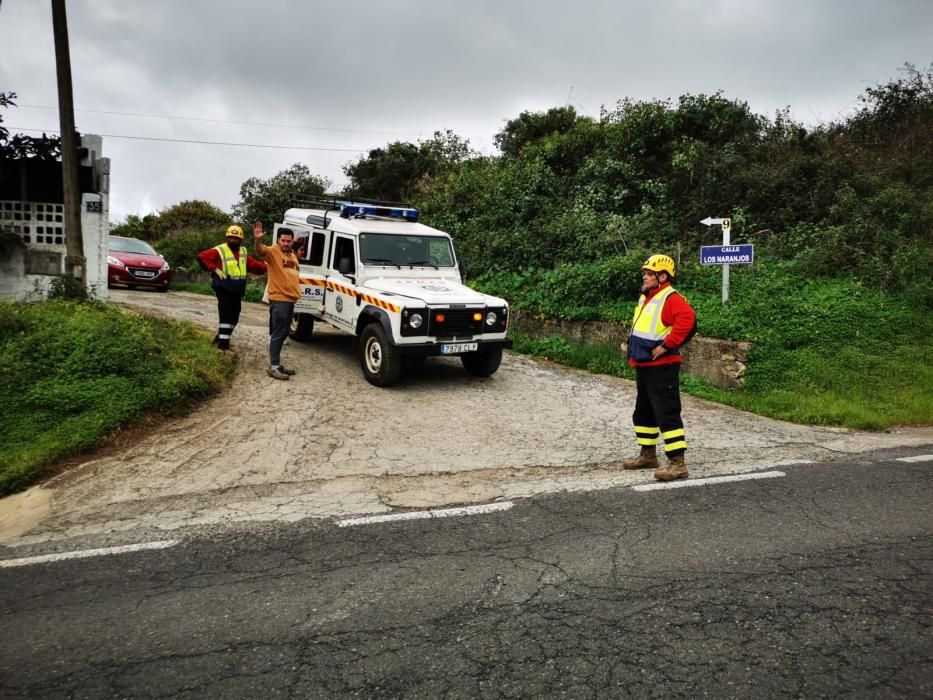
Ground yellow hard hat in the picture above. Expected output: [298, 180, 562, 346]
[642, 253, 675, 278]
[225, 225, 244, 239]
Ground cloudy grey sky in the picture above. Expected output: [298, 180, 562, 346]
[1, 0, 930, 222]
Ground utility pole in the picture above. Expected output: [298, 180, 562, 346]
[51, 0, 86, 289]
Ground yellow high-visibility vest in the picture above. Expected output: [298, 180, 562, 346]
[629, 285, 678, 361]
[214, 243, 248, 279]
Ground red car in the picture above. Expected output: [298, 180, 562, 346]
[107, 236, 172, 291]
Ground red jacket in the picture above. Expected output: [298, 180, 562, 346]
[197, 246, 267, 275]
[627, 282, 696, 368]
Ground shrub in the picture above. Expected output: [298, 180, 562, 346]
[152, 229, 227, 271]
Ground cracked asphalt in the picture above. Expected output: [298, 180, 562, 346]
[1, 289, 930, 552]
[1, 452, 930, 698]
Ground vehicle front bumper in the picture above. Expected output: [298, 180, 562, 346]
[392, 337, 513, 357]
[109, 266, 172, 287]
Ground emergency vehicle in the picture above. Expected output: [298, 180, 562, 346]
[277, 197, 512, 387]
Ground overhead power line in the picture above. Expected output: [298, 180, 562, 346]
[18, 104, 419, 137]
[7, 127, 368, 152]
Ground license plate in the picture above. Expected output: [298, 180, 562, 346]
[134, 270, 157, 278]
[440, 342, 478, 354]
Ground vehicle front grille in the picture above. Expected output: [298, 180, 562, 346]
[428, 308, 483, 339]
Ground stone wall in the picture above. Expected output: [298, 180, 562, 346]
[510, 309, 751, 389]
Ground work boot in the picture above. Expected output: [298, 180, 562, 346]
[267, 367, 290, 381]
[622, 446, 659, 470]
[278, 365, 296, 376]
[654, 455, 688, 481]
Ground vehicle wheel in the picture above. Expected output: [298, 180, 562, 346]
[289, 313, 314, 342]
[461, 346, 503, 377]
[359, 323, 402, 387]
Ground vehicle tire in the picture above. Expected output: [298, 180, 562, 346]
[289, 313, 314, 342]
[461, 346, 503, 377]
[359, 323, 402, 387]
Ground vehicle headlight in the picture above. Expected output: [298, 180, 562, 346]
[161, 261, 171, 271]
[485, 311, 498, 326]
[409, 312, 423, 329]
[107, 255, 125, 267]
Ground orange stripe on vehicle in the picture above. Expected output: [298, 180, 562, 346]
[323, 282, 400, 313]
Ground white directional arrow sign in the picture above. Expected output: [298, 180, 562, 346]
[700, 216, 726, 227]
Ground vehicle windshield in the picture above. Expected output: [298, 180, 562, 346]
[109, 237, 158, 256]
[359, 233, 455, 268]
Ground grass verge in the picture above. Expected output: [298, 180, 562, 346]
[511, 331, 932, 430]
[0, 299, 233, 495]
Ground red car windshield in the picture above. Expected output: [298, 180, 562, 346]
[109, 237, 158, 256]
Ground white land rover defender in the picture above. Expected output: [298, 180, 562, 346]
[276, 198, 512, 387]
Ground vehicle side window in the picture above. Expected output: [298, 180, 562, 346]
[308, 232, 325, 266]
[293, 232, 310, 261]
[333, 236, 356, 276]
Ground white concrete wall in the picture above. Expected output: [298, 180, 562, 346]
[0, 134, 110, 301]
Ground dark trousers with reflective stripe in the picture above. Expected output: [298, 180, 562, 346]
[633, 363, 686, 457]
[215, 290, 242, 349]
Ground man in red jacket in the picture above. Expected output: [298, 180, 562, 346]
[622, 254, 697, 480]
[197, 225, 267, 352]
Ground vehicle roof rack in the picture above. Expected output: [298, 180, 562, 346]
[288, 193, 419, 223]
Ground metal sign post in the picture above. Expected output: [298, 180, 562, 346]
[722, 218, 731, 303]
[700, 216, 735, 304]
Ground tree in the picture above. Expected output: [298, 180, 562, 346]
[0, 91, 61, 161]
[110, 200, 230, 241]
[343, 142, 421, 202]
[493, 106, 582, 157]
[232, 163, 329, 231]
[847, 62, 933, 148]
[343, 130, 474, 203]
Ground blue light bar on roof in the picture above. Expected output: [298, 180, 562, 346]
[338, 202, 419, 222]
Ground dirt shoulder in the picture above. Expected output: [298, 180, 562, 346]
[3, 289, 931, 548]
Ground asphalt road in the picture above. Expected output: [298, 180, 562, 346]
[2, 448, 931, 698]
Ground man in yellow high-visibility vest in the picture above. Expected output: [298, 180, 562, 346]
[197, 225, 267, 352]
[622, 254, 697, 480]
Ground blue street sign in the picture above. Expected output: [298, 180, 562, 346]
[700, 244, 754, 265]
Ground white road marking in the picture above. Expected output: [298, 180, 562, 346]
[0, 540, 179, 568]
[337, 502, 514, 527]
[895, 454, 933, 463]
[632, 471, 786, 492]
